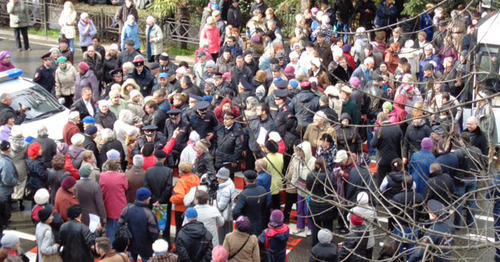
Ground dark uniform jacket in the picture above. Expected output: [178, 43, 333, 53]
[144, 162, 173, 204]
[186, 111, 218, 139]
[164, 118, 190, 152]
[132, 133, 167, 156]
[34, 65, 55, 93]
[232, 184, 269, 235]
[274, 104, 292, 138]
[159, 61, 178, 73]
[143, 110, 166, 135]
[214, 123, 244, 168]
[129, 66, 155, 97]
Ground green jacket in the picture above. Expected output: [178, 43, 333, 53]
[7, 0, 30, 28]
[342, 98, 361, 125]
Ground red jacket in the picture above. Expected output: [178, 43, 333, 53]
[99, 171, 128, 219]
[202, 25, 221, 54]
[141, 155, 156, 171]
[170, 173, 200, 212]
[64, 155, 80, 180]
[54, 187, 79, 221]
[62, 122, 80, 145]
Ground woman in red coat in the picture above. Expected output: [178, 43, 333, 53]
[54, 176, 79, 221]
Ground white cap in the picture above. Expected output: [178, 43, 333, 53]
[129, 90, 141, 99]
[334, 150, 348, 163]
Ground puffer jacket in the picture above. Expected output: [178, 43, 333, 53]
[7, 0, 29, 28]
[290, 141, 316, 198]
[176, 221, 213, 262]
[258, 224, 290, 262]
[78, 19, 97, 47]
[170, 173, 200, 212]
[55, 64, 78, 97]
[121, 22, 141, 50]
[9, 136, 27, 200]
[201, 25, 221, 54]
[58, 10, 77, 39]
[216, 179, 236, 221]
[335, 113, 362, 154]
[290, 90, 320, 129]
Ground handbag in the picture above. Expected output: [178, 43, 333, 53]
[40, 229, 62, 262]
[115, 205, 133, 242]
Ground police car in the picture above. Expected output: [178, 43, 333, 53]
[0, 68, 70, 140]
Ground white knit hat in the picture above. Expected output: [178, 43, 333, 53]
[34, 188, 50, 205]
[152, 239, 169, 253]
[71, 133, 85, 146]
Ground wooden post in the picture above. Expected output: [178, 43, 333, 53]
[43, 0, 47, 36]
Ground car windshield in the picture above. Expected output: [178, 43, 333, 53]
[10, 83, 65, 123]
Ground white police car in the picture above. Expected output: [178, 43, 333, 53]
[0, 68, 70, 140]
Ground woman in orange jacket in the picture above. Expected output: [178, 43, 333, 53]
[169, 161, 200, 237]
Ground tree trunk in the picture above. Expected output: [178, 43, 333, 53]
[301, 0, 311, 12]
[178, 4, 189, 49]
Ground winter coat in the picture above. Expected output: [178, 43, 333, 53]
[289, 142, 316, 197]
[0, 62, 15, 72]
[194, 152, 216, 177]
[102, 55, 118, 83]
[223, 229, 260, 262]
[403, 120, 431, 159]
[290, 90, 320, 129]
[68, 145, 85, 169]
[380, 171, 407, 200]
[170, 173, 200, 212]
[116, 49, 140, 69]
[83, 52, 103, 80]
[409, 149, 436, 195]
[334, 0, 354, 23]
[0, 154, 18, 202]
[75, 179, 107, 225]
[435, 152, 459, 180]
[75, 70, 99, 102]
[58, 10, 77, 39]
[99, 171, 128, 219]
[78, 19, 97, 47]
[258, 224, 289, 262]
[227, 6, 243, 29]
[146, 23, 163, 56]
[465, 127, 489, 156]
[424, 170, 454, 204]
[47, 169, 71, 204]
[175, 221, 213, 262]
[55, 64, 77, 97]
[216, 57, 235, 74]
[118, 201, 159, 259]
[35, 222, 59, 259]
[115, 4, 138, 29]
[129, 66, 155, 96]
[62, 122, 79, 146]
[348, 205, 376, 249]
[374, 1, 398, 28]
[27, 158, 47, 191]
[391, 189, 425, 227]
[54, 187, 79, 221]
[99, 140, 126, 170]
[216, 179, 236, 221]
[232, 184, 269, 235]
[184, 204, 224, 247]
[121, 22, 141, 51]
[311, 243, 338, 262]
[214, 123, 244, 168]
[304, 123, 337, 149]
[346, 166, 376, 204]
[201, 25, 221, 54]
[95, 110, 117, 130]
[33, 136, 57, 168]
[58, 220, 98, 262]
[144, 162, 173, 204]
[370, 121, 403, 166]
[7, 0, 29, 28]
[124, 167, 145, 203]
[9, 136, 27, 200]
[338, 225, 369, 261]
[342, 98, 361, 125]
[336, 114, 362, 154]
[306, 169, 337, 221]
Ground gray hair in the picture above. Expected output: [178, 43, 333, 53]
[37, 125, 49, 137]
[100, 128, 116, 141]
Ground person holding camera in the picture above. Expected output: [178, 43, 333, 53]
[0, 93, 27, 125]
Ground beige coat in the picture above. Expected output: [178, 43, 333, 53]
[303, 123, 337, 148]
[58, 10, 77, 39]
[146, 23, 163, 56]
[223, 230, 260, 262]
[55, 64, 78, 97]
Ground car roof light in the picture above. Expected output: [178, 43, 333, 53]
[0, 68, 23, 83]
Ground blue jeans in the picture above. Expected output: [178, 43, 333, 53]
[494, 214, 500, 261]
[453, 178, 477, 227]
[393, 225, 417, 254]
[106, 218, 118, 243]
[366, 124, 376, 157]
[335, 21, 349, 43]
[67, 38, 75, 55]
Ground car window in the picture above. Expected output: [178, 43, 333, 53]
[10, 83, 64, 123]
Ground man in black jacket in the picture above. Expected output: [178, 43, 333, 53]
[71, 87, 95, 121]
[176, 207, 213, 262]
[338, 213, 369, 261]
[227, 0, 243, 29]
[83, 126, 100, 167]
[465, 116, 489, 156]
[144, 150, 173, 242]
[424, 163, 454, 205]
[232, 170, 269, 235]
[370, 112, 403, 186]
[213, 112, 244, 180]
[132, 125, 167, 156]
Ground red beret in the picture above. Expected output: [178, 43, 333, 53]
[27, 142, 41, 158]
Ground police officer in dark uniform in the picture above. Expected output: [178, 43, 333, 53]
[273, 89, 292, 138]
[213, 112, 244, 180]
[187, 101, 218, 141]
[233, 78, 253, 110]
[182, 94, 202, 123]
[408, 199, 455, 262]
[265, 79, 289, 119]
[34, 54, 56, 94]
[103, 68, 124, 99]
[212, 72, 231, 106]
[131, 125, 167, 156]
[164, 109, 190, 167]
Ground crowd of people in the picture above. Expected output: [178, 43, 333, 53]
[1, 0, 500, 261]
